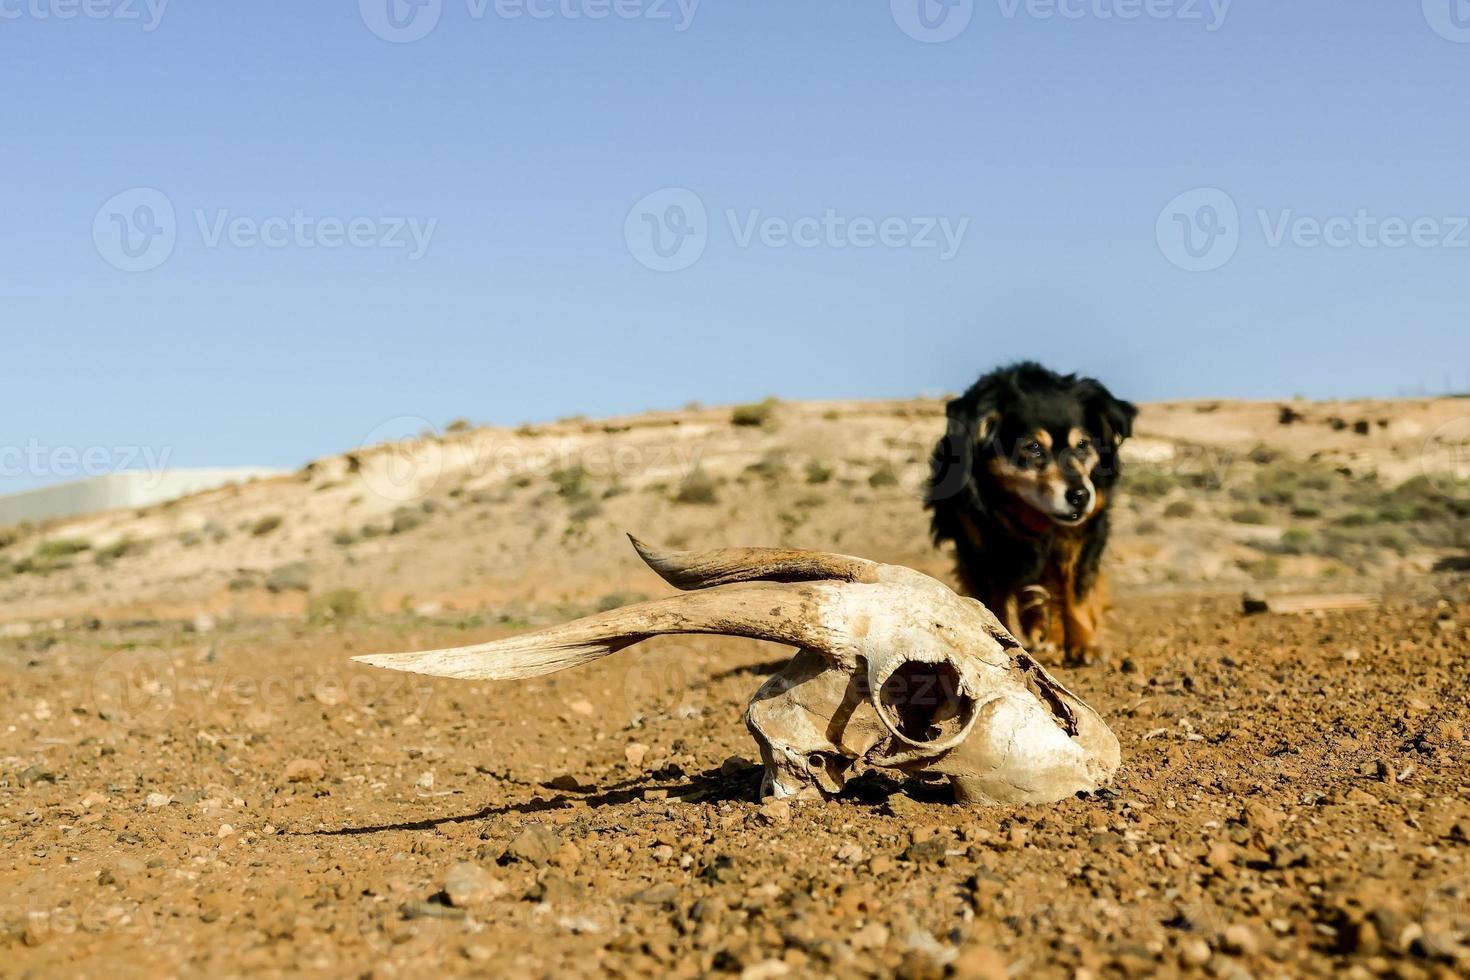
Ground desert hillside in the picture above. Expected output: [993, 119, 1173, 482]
[2, 395, 1468, 629]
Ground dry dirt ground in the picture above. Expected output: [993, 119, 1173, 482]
[3, 397, 1470, 978]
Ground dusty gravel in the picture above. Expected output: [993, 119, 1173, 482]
[3, 577, 1469, 978]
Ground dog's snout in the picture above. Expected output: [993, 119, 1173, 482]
[1065, 487, 1091, 510]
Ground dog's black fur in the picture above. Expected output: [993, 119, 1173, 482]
[926, 362, 1136, 663]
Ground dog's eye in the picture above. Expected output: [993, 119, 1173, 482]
[1075, 439, 1092, 455]
[1023, 441, 1045, 461]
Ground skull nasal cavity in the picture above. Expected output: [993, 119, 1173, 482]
[878, 660, 974, 744]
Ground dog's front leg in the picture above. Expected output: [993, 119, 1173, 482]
[1060, 581, 1104, 667]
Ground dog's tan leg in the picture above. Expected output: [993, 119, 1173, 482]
[1061, 575, 1106, 667]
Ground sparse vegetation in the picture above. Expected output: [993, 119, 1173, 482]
[731, 398, 778, 428]
[1230, 507, 1271, 525]
[1163, 500, 1195, 518]
[674, 467, 719, 505]
[1124, 469, 1179, 500]
[804, 460, 834, 485]
[36, 539, 91, 560]
[308, 588, 365, 624]
[744, 452, 788, 481]
[595, 592, 648, 613]
[265, 563, 311, 593]
[390, 508, 425, 535]
[1247, 444, 1281, 465]
[549, 465, 591, 502]
[867, 464, 900, 489]
[251, 515, 284, 537]
[569, 501, 603, 523]
[9, 538, 92, 575]
[94, 537, 147, 565]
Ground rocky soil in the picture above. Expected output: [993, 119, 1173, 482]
[2, 396, 1469, 978]
[2, 577, 1468, 977]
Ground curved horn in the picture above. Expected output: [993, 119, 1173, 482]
[630, 535, 879, 591]
[352, 582, 847, 682]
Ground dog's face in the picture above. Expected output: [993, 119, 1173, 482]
[983, 403, 1104, 526]
[937, 364, 1137, 529]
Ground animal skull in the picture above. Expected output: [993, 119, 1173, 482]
[353, 537, 1121, 805]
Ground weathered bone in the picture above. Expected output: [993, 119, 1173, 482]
[353, 536, 1121, 805]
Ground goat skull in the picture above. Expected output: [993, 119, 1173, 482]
[353, 537, 1121, 805]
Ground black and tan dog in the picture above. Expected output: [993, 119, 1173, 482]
[927, 362, 1136, 665]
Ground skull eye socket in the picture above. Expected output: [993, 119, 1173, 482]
[876, 660, 976, 746]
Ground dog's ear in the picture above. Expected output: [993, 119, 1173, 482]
[928, 396, 991, 505]
[1074, 378, 1137, 447]
[972, 408, 1001, 445]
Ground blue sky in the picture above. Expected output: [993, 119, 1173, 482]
[3, 1, 1469, 491]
